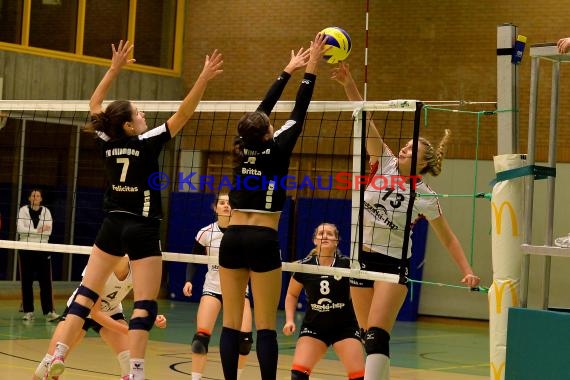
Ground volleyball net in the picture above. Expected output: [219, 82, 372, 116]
[0, 99, 421, 285]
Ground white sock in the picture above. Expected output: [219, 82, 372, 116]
[117, 350, 130, 376]
[191, 372, 202, 380]
[53, 342, 69, 358]
[130, 358, 145, 380]
[34, 353, 53, 378]
[237, 368, 244, 379]
[364, 353, 390, 380]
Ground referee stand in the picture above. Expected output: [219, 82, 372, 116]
[505, 42, 570, 380]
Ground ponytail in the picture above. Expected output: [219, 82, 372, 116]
[420, 129, 451, 177]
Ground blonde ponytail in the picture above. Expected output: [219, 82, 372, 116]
[419, 129, 451, 177]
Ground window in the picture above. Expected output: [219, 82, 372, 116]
[29, 0, 78, 52]
[83, 0, 129, 59]
[134, 0, 177, 68]
[0, 0, 23, 44]
[0, 0, 183, 74]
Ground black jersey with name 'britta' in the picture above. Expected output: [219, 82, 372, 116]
[96, 124, 171, 219]
[229, 71, 316, 212]
[292, 254, 358, 330]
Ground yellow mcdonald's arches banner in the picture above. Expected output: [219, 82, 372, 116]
[489, 278, 520, 380]
[491, 155, 523, 280]
[491, 201, 519, 237]
[489, 154, 524, 380]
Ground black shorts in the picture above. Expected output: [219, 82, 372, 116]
[298, 322, 361, 346]
[349, 251, 409, 288]
[61, 306, 126, 334]
[202, 291, 249, 303]
[202, 290, 223, 303]
[94, 212, 161, 260]
[219, 225, 281, 272]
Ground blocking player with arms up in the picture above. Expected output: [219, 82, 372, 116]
[218, 32, 328, 380]
[44, 40, 223, 380]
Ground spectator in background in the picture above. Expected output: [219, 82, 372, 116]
[17, 188, 59, 322]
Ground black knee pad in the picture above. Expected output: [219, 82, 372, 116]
[68, 285, 99, 319]
[238, 332, 253, 355]
[129, 300, 158, 331]
[364, 327, 390, 357]
[191, 332, 211, 354]
[291, 369, 310, 380]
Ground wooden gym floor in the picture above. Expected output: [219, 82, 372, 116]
[0, 294, 488, 379]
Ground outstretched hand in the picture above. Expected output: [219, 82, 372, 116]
[309, 32, 330, 64]
[305, 32, 330, 74]
[198, 49, 224, 82]
[111, 40, 136, 71]
[284, 47, 311, 74]
[558, 37, 570, 54]
[331, 62, 353, 87]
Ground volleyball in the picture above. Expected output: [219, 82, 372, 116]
[320, 26, 352, 64]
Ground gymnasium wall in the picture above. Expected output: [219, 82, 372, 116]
[181, 2, 570, 319]
[183, 0, 570, 163]
[419, 159, 570, 319]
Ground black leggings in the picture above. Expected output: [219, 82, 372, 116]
[18, 251, 55, 314]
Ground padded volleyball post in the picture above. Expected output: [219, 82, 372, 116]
[497, 23, 520, 155]
[489, 154, 524, 380]
[491, 24, 522, 380]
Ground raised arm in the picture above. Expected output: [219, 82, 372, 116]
[89, 40, 136, 115]
[305, 32, 328, 75]
[285, 32, 327, 118]
[256, 47, 310, 115]
[167, 50, 223, 137]
[428, 215, 481, 288]
[273, 33, 328, 153]
[331, 62, 386, 162]
[282, 276, 304, 336]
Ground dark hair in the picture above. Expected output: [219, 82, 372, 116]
[234, 111, 271, 153]
[84, 100, 133, 140]
[28, 188, 44, 205]
[232, 111, 270, 166]
[29, 188, 43, 196]
[212, 192, 230, 210]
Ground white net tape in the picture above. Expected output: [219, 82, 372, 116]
[0, 240, 399, 283]
[0, 99, 418, 285]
